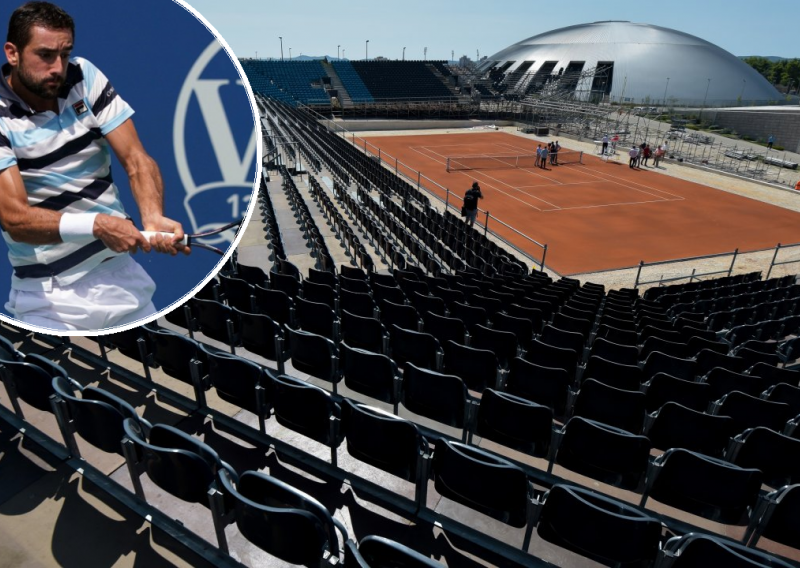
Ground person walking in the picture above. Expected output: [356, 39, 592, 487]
[462, 181, 483, 228]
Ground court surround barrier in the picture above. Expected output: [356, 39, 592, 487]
[635, 242, 800, 288]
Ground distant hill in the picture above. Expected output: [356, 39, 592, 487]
[739, 56, 789, 62]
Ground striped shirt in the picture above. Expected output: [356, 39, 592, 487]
[0, 57, 135, 291]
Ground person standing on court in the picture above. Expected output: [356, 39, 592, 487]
[535, 144, 542, 168]
[540, 144, 549, 169]
[463, 181, 483, 228]
[642, 144, 652, 167]
[629, 146, 639, 168]
[601, 134, 609, 155]
[553, 140, 560, 165]
[0, 1, 189, 331]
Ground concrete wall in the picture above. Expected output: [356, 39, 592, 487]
[695, 109, 800, 154]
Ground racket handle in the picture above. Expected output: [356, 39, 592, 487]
[141, 231, 189, 246]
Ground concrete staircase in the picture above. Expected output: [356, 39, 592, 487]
[426, 63, 460, 97]
[321, 60, 352, 108]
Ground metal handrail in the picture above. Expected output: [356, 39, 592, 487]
[634, 249, 739, 288]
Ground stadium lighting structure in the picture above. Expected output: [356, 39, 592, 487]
[403, 46, 406, 61]
[279, 36, 283, 61]
[366, 39, 369, 60]
[338, 45, 340, 59]
[289, 47, 292, 60]
[424, 47, 427, 61]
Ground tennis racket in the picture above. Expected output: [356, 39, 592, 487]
[141, 218, 244, 255]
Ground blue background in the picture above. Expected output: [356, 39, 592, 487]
[0, 0, 258, 322]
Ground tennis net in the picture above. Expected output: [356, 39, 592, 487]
[446, 150, 583, 172]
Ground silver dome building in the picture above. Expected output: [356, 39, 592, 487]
[480, 21, 782, 106]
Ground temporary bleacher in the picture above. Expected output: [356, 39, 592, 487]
[241, 59, 331, 105]
[348, 60, 456, 100]
[330, 60, 373, 103]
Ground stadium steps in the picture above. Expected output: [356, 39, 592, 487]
[321, 59, 353, 108]
[425, 63, 460, 97]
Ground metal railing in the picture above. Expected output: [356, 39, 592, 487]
[767, 242, 800, 279]
[634, 249, 739, 288]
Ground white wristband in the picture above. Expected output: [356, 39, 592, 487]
[59, 212, 99, 243]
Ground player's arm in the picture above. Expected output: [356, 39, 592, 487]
[0, 165, 147, 252]
[105, 118, 190, 256]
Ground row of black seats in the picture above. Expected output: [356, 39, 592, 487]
[3, 331, 798, 567]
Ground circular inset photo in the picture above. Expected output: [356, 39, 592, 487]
[0, 0, 259, 335]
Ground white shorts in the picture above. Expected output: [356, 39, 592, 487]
[5, 255, 157, 332]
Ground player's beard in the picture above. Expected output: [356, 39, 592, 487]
[16, 56, 64, 100]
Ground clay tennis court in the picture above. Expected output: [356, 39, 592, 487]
[363, 131, 800, 275]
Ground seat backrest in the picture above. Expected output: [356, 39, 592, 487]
[537, 484, 662, 566]
[341, 399, 425, 483]
[525, 338, 579, 378]
[147, 327, 201, 384]
[717, 391, 793, 434]
[573, 379, 646, 433]
[1, 359, 60, 412]
[234, 307, 284, 361]
[200, 344, 269, 414]
[476, 389, 553, 458]
[354, 535, 443, 567]
[749, 362, 800, 389]
[422, 312, 466, 346]
[589, 337, 639, 367]
[379, 299, 420, 331]
[582, 355, 643, 391]
[703, 367, 767, 400]
[431, 439, 530, 527]
[272, 374, 341, 447]
[341, 343, 398, 404]
[219, 470, 341, 565]
[647, 402, 734, 457]
[253, 285, 294, 325]
[295, 297, 337, 340]
[469, 325, 518, 367]
[660, 532, 795, 568]
[641, 351, 697, 382]
[53, 376, 141, 455]
[339, 289, 376, 318]
[401, 363, 467, 429]
[506, 357, 571, 415]
[443, 340, 498, 393]
[389, 325, 440, 370]
[694, 349, 749, 377]
[555, 416, 651, 491]
[763, 382, 800, 416]
[644, 372, 712, 413]
[729, 427, 800, 488]
[647, 448, 762, 524]
[124, 420, 224, 504]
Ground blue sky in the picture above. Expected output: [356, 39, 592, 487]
[185, 0, 798, 62]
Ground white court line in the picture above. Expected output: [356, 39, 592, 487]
[403, 137, 685, 213]
[492, 139, 683, 201]
[408, 146, 560, 211]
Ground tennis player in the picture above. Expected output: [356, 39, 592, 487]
[0, 2, 189, 331]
